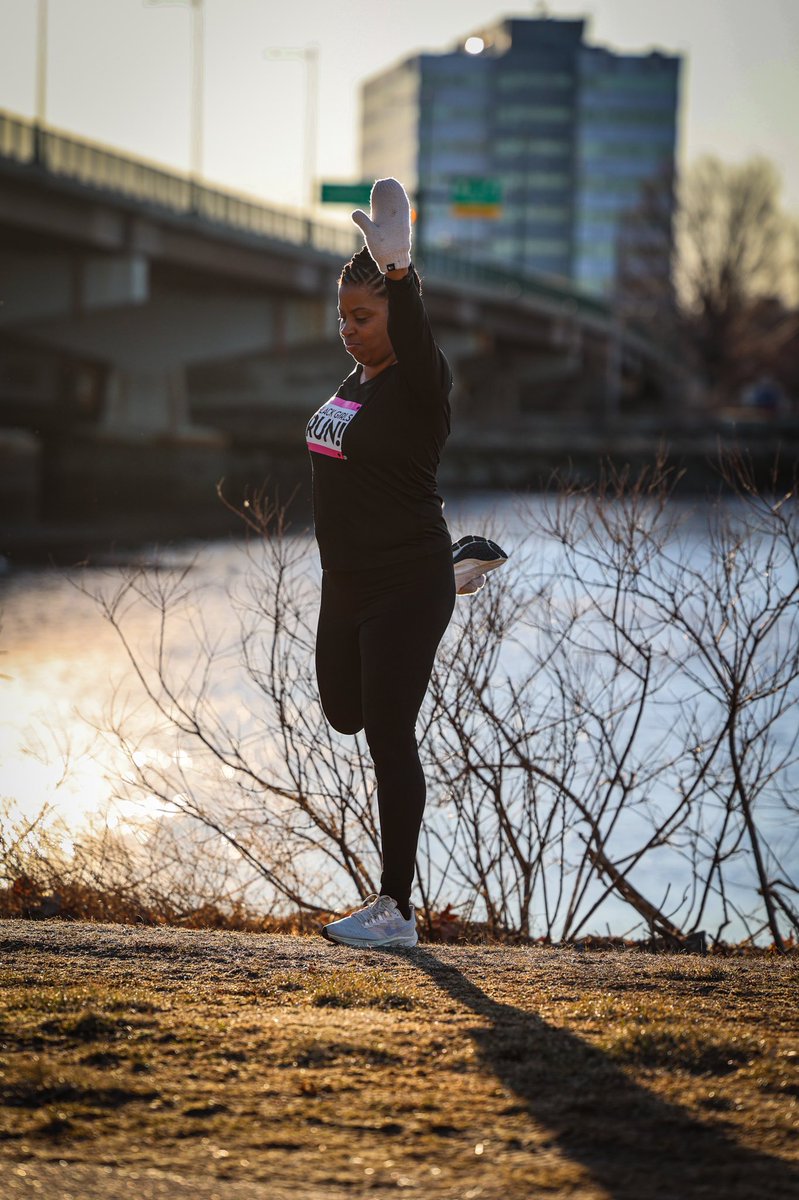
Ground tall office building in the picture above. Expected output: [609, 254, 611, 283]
[360, 16, 680, 299]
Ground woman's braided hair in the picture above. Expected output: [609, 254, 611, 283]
[338, 246, 387, 295]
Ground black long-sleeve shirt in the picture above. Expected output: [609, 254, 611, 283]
[306, 267, 452, 570]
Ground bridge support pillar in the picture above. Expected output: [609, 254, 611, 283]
[42, 364, 231, 525]
[100, 364, 222, 444]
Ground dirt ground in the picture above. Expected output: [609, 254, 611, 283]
[0, 919, 796, 1199]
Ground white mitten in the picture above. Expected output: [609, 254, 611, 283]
[351, 178, 412, 273]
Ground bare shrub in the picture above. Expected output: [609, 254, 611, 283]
[6, 461, 795, 948]
[425, 454, 798, 949]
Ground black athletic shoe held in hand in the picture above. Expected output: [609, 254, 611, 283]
[452, 535, 509, 595]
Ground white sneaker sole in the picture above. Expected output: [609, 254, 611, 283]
[321, 926, 418, 949]
[454, 556, 507, 588]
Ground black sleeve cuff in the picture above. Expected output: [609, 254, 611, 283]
[385, 263, 421, 291]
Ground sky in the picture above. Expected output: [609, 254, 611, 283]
[0, 0, 797, 221]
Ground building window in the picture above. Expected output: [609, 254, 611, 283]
[496, 104, 572, 123]
[496, 71, 573, 91]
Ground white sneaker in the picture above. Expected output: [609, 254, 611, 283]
[321, 893, 418, 948]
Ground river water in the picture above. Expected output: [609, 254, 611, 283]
[1, 491, 796, 944]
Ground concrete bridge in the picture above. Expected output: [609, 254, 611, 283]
[0, 108, 683, 533]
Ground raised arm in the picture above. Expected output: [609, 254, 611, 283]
[385, 266, 452, 399]
[352, 178, 451, 400]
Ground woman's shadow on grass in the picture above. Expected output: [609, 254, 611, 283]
[394, 947, 797, 1200]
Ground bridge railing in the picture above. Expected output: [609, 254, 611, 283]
[0, 108, 357, 258]
[0, 110, 35, 160]
[418, 247, 611, 322]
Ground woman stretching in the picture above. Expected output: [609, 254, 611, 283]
[306, 177, 456, 949]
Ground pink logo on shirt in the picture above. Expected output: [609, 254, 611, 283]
[306, 395, 362, 459]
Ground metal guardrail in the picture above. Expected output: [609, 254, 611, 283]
[0, 108, 358, 258]
[418, 247, 612, 322]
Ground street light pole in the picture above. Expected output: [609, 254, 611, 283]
[34, 0, 48, 165]
[189, 0, 204, 185]
[303, 44, 319, 215]
[144, 0, 205, 203]
[263, 44, 319, 213]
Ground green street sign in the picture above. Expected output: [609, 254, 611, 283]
[320, 182, 374, 205]
[451, 176, 502, 216]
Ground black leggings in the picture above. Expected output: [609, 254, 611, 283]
[315, 546, 456, 911]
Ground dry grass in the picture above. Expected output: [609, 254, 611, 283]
[0, 919, 797, 1199]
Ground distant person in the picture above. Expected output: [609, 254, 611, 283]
[305, 178, 506, 949]
[742, 374, 786, 416]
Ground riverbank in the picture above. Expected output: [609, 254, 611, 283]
[0, 920, 796, 1199]
[2, 415, 797, 566]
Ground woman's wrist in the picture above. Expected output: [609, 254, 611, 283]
[385, 266, 410, 281]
